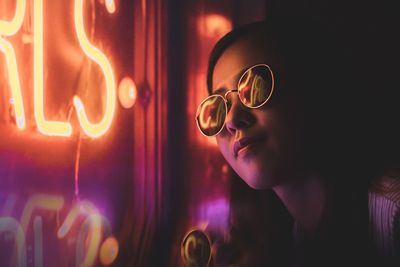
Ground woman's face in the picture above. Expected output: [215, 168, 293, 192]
[212, 34, 306, 189]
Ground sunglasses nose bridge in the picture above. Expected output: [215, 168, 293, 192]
[223, 89, 239, 100]
[223, 89, 240, 110]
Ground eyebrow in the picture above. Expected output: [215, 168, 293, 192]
[212, 73, 241, 95]
[212, 87, 228, 95]
[212, 64, 254, 95]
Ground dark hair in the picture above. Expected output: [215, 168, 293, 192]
[206, 21, 273, 95]
[206, 19, 345, 95]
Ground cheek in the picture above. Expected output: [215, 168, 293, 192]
[216, 137, 232, 162]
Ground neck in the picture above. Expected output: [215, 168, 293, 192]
[272, 174, 328, 237]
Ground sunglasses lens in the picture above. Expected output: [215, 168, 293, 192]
[196, 95, 226, 136]
[238, 65, 274, 108]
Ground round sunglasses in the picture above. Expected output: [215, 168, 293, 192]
[196, 64, 274, 137]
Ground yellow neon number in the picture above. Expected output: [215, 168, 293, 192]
[0, 217, 27, 267]
[73, 0, 116, 138]
[34, 0, 72, 136]
[33, 216, 43, 267]
[0, 0, 26, 129]
[20, 194, 64, 233]
[57, 201, 98, 238]
[57, 201, 102, 267]
[76, 214, 102, 267]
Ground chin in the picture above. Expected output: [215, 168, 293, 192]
[242, 173, 271, 190]
[234, 161, 276, 190]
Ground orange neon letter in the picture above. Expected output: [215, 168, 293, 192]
[73, 0, 116, 138]
[0, 0, 26, 129]
[34, 0, 72, 136]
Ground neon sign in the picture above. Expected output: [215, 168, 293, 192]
[0, 0, 27, 130]
[0, 193, 118, 267]
[72, 0, 116, 138]
[0, 0, 118, 138]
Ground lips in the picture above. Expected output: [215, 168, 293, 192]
[233, 136, 264, 157]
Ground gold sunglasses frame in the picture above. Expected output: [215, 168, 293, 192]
[195, 63, 275, 137]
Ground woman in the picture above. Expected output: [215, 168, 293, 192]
[195, 20, 400, 266]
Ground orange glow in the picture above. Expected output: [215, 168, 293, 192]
[0, 0, 26, 129]
[118, 77, 137, 109]
[105, 0, 116, 14]
[198, 14, 232, 39]
[34, 0, 73, 137]
[99, 236, 119, 265]
[0, 0, 26, 36]
[73, 0, 116, 138]
[0, 39, 26, 129]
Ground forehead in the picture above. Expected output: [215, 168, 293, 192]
[212, 33, 278, 92]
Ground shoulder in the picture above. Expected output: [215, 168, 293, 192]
[368, 174, 400, 261]
[370, 174, 400, 203]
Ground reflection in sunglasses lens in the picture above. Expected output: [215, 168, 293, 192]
[239, 65, 273, 108]
[197, 95, 226, 136]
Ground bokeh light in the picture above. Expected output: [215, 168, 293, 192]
[99, 236, 119, 266]
[197, 14, 232, 39]
[118, 77, 137, 109]
[105, 0, 116, 14]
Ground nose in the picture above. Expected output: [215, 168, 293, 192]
[224, 93, 256, 135]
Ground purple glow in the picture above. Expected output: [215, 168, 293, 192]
[198, 198, 230, 233]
